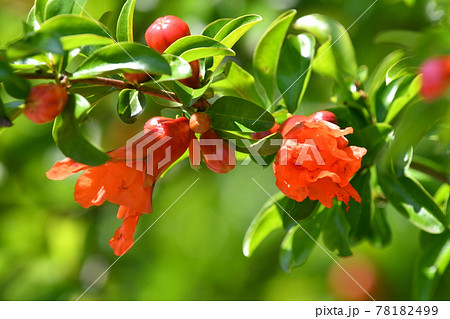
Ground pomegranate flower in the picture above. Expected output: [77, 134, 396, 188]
[47, 117, 193, 255]
[273, 115, 367, 208]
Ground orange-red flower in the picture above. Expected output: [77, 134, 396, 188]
[273, 115, 366, 208]
[47, 117, 193, 255]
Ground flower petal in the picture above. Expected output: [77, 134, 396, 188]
[46, 158, 90, 180]
[109, 207, 141, 256]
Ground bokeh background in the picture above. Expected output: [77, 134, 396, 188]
[0, 0, 449, 300]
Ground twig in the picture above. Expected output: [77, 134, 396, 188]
[19, 73, 180, 102]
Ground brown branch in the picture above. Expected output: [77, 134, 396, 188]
[410, 161, 449, 184]
[19, 73, 180, 102]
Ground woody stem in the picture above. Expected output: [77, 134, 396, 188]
[19, 73, 180, 103]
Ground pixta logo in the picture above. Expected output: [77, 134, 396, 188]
[126, 131, 325, 171]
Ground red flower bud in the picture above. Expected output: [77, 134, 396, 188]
[179, 60, 200, 88]
[145, 15, 191, 54]
[24, 84, 68, 124]
[278, 115, 309, 137]
[197, 129, 236, 174]
[251, 123, 280, 140]
[145, 15, 200, 88]
[123, 73, 151, 84]
[189, 112, 211, 134]
[309, 110, 338, 124]
[420, 56, 450, 101]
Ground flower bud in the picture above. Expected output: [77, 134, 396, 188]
[420, 56, 450, 101]
[123, 73, 150, 84]
[189, 112, 211, 134]
[24, 84, 68, 124]
[145, 15, 191, 54]
[199, 129, 236, 174]
[251, 123, 280, 140]
[145, 15, 200, 88]
[309, 110, 338, 124]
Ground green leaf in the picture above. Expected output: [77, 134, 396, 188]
[158, 54, 192, 82]
[3, 76, 31, 99]
[72, 42, 171, 78]
[293, 14, 358, 79]
[98, 11, 115, 28]
[277, 33, 315, 113]
[368, 206, 392, 248]
[0, 98, 13, 127]
[165, 35, 235, 62]
[345, 171, 372, 243]
[206, 96, 275, 132]
[26, 5, 40, 31]
[40, 14, 112, 38]
[202, 18, 232, 38]
[413, 233, 450, 300]
[117, 89, 146, 124]
[35, 0, 49, 23]
[375, 30, 423, 49]
[6, 32, 63, 60]
[211, 14, 262, 69]
[253, 9, 297, 104]
[173, 81, 194, 107]
[311, 40, 339, 80]
[116, 0, 136, 42]
[244, 132, 282, 157]
[71, 0, 87, 15]
[243, 193, 284, 257]
[44, 0, 74, 20]
[322, 205, 352, 257]
[389, 100, 448, 166]
[59, 34, 114, 51]
[216, 130, 281, 158]
[328, 106, 369, 129]
[53, 94, 109, 166]
[280, 212, 324, 272]
[366, 50, 405, 111]
[377, 163, 447, 234]
[0, 60, 14, 81]
[214, 14, 263, 48]
[212, 61, 265, 107]
[69, 84, 115, 108]
[349, 123, 393, 167]
[278, 196, 320, 231]
[385, 74, 422, 123]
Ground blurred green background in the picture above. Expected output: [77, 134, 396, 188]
[1, 0, 449, 300]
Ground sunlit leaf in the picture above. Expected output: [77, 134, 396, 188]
[165, 35, 235, 62]
[322, 205, 352, 257]
[207, 96, 275, 132]
[243, 193, 284, 257]
[253, 9, 296, 104]
[117, 89, 146, 124]
[280, 212, 324, 272]
[212, 61, 266, 107]
[53, 94, 109, 166]
[44, 0, 74, 20]
[72, 42, 171, 78]
[413, 233, 450, 300]
[116, 0, 136, 42]
[277, 33, 315, 113]
[211, 14, 262, 69]
[293, 14, 358, 79]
